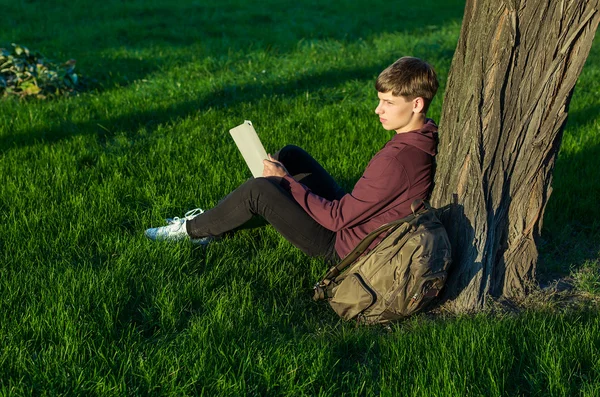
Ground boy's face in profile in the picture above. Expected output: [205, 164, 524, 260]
[375, 91, 423, 133]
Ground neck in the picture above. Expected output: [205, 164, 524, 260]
[396, 114, 427, 134]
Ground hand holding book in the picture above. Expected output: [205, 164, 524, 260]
[229, 120, 290, 179]
[262, 154, 289, 178]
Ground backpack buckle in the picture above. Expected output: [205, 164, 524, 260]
[313, 283, 326, 301]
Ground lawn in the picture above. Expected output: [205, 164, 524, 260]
[1, 0, 599, 395]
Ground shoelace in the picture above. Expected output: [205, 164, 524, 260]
[166, 208, 204, 224]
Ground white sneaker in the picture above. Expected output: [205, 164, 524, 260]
[145, 208, 212, 245]
[145, 220, 190, 241]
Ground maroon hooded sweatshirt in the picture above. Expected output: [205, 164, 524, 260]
[280, 119, 438, 259]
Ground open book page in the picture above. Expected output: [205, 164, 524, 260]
[229, 120, 268, 178]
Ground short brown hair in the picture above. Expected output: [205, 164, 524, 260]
[375, 57, 439, 113]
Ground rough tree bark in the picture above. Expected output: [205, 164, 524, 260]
[431, 0, 599, 311]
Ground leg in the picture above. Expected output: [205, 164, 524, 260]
[186, 177, 339, 261]
[273, 145, 346, 201]
[226, 145, 345, 234]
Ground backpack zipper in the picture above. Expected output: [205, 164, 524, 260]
[353, 273, 378, 309]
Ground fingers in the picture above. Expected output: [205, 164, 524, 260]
[267, 154, 282, 165]
[263, 157, 276, 168]
[262, 155, 287, 178]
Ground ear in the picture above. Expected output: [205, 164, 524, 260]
[412, 97, 426, 114]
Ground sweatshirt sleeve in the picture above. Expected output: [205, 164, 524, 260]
[279, 155, 409, 232]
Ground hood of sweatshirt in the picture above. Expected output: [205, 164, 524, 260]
[386, 118, 438, 156]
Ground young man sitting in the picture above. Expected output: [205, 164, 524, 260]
[145, 56, 439, 264]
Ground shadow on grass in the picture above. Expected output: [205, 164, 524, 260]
[2, 0, 465, 57]
[1, 63, 385, 153]
[563, 102, 600, 132]
[1, 0, 464, 113]
[537, 141, 600, 281]
[88, 57, 168, 92]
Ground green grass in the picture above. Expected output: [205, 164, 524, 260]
[1, 0, 599, 395]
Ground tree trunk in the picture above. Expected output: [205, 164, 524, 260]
[431, 0, 599, 311]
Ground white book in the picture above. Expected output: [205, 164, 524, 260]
[229, 120, 269, 178]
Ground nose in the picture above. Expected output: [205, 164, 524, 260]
[375, 102, 383, 115]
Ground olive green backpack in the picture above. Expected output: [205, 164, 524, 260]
[313, 200, 452, 324]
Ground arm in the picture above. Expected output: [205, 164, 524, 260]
[280, 156, 410, 232]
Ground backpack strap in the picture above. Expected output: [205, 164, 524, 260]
[323, 214, 415, 280]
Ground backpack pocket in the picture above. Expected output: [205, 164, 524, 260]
[329, 273, 377, 320]
[398, 271, 447, 316]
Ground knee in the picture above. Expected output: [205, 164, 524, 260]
[240, 177, 279, 196]
[274, 145, 306, 163]
[238, 177, 284, 212]
[279, 144, 303, 153]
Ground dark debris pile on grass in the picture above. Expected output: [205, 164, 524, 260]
[0, 43, 90, 99]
